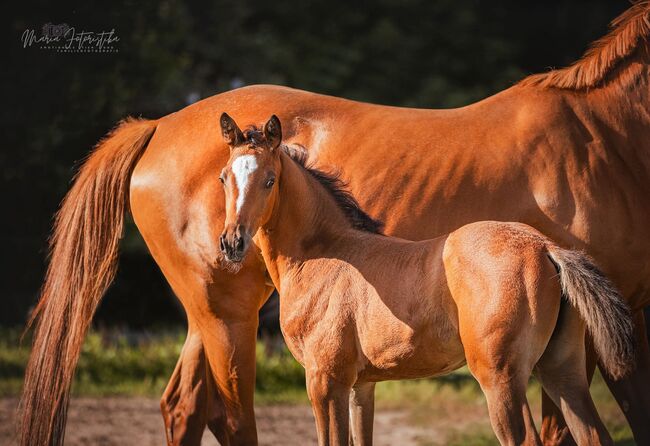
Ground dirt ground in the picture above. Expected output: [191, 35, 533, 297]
[0, 398, 440, 446]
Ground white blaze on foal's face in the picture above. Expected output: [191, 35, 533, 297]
[218, 113, 283, 262]
[231, 154, 259, 214]
[221, 147, 279, 236]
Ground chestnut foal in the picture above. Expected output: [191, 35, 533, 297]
[218, 114, 635, 446]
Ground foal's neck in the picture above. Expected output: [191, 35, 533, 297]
[256, 152, 366, 291]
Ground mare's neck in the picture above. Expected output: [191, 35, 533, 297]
[255, 152, 362, 292]
[601, 49, 650, 111]
[593, 50, 650, 169]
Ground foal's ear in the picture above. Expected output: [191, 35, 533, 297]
[263, 115, 282, 152]
[220, 112, 244, 147]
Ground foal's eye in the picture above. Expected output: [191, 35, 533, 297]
[219, 176, 225, 184]
[265, 178, 275, 188]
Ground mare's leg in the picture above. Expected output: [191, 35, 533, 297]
[599, 308, 650, 445]
[536, 304, 612, 446]
[349, 382, 375, 446]
[307, 371, 352, 446]
[155, 256, 271, 445]
[130, 116, 275, 445]
[540, 342, 597, 446]
[196, 278, 273, 445]
[540, 391, 574, 446]
[160, 326, 228, 446]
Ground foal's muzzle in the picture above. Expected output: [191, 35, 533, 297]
[220, 224, 250, 263]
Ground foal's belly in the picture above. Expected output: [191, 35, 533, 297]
[354, 315, 467, 382]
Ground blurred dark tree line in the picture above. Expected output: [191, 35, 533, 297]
[1, 0, 629, 327]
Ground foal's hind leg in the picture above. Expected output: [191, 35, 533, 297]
[469, 359, 541, 445]
[536, 305, 612, 446]
[461, 312, 543, 445]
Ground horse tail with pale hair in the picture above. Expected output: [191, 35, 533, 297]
[19, 118, 157, 446]
[547, 246, 636, 380]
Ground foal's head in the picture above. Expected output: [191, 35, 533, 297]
[219, 113, 282, 263]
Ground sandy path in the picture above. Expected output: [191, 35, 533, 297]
[0, 398, 438, 445]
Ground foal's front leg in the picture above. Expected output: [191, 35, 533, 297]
[307, 371, 353, 446]
[349, 382, 375, 446]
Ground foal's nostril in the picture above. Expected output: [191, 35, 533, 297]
[219, 235, 226, 253]
[236, 236, 245, 251]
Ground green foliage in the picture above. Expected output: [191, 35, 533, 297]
[375, 367, 481, 408]
[0, 330, 185, 396]
[0, 329, 306, 399]
[444, 430, 499, 446]
[74, 331, 184, 395]
[0, 331, 30, 393]
[254, 342, 307, 403]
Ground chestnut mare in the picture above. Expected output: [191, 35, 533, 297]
[217, 114, 634, 446]
[20, 2, 650, 445]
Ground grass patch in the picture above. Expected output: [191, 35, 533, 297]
[254, 342, 308, 404]
[444, 429, 499, 446]
[0, 329, 307, 401]
[375, 371, 632, 445]
[375, 367, 481, 408]
[0, 329, 187, 397]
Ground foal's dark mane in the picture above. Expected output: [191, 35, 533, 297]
[242, 126, 384, 234]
